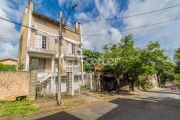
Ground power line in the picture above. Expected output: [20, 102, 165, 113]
[8, 0, 26, 10]
[62, 0, 67, 17]
[32, 0, 45, 16]
[68, 3, 180, 21]
[83, 21, 180, 36]
[48, 0, 59, 14]
[83, 17, 180, 36]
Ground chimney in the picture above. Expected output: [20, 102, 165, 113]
[28, 0, 33, 11]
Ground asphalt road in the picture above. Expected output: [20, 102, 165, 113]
[18, 88, 180, 120]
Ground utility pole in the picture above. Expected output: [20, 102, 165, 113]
[57, 11, 63, 106]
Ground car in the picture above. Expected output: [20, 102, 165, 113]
[171, 85, 177, 90]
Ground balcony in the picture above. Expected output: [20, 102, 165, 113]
[28, 36, 57, 56]
[66, 66, 79, 72]
[28, 46, 56, 55]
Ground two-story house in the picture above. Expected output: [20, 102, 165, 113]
[18, 1, 84, 95]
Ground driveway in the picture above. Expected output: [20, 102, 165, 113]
[17, 89, 180, 120]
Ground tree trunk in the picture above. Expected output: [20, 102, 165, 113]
[132, 80, 134, 91]
[116, 77, 120, 94]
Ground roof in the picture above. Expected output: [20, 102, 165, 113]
[95, 66, 102, 71]
[0, 58, 17, 62]
[33, 12, 59, 25]
[104, 74, 124, 79]
[32, 11, 77, 32]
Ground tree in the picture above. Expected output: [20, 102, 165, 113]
[83, 50, 101, 72]
[103, 35, 142, 92]
[174, 47, 180, 74]
[102, 35, 172, 92]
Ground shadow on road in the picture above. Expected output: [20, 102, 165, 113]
[142, 90, 180, 95]
[38, 111, 81, 120]
[97, 96, 180, 120]
[35, 92, 180, 120]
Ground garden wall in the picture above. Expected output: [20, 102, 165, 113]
[0, 72, 30, 100]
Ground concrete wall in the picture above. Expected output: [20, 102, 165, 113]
[0, 72, 30, 101]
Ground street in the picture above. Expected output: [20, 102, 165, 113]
[17, 88, 180, 120]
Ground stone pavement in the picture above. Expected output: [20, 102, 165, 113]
[16, 88, 180, 120]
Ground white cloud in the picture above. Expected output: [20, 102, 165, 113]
[73, 0, 123, 51]
[120, 0, 180, 60]
[0, 42, 18, 59]
[0, 0, 23, 59]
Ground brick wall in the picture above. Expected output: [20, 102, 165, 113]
[0, 72, 30, 101]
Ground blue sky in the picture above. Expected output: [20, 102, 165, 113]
[0, 0, 180, 61]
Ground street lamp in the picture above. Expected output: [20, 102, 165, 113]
[64, 4, 78, 24]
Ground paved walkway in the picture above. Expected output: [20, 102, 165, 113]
[17, 89, 180, 120]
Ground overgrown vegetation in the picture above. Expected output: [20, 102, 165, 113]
[0, 100, 39, 118]
[0, 63, 16, 71]
[18, 62, 25, 71]
[83, 50, 101, 72]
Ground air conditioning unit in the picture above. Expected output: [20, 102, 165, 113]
[31, 24, 37, 29]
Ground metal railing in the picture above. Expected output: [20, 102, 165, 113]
[63, 24, 76, 33]
[66, 66, 79, 72]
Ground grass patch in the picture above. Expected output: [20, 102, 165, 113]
[99, 94, 111, 99]
[63, 101, 74, 107]
[174, 80, 180, 87]
[0, 100, 39, 118]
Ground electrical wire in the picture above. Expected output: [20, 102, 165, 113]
[32, 0, 45, 16]
[83, 17, 180, 36]
[68, 3, 180, 21]
[48, 0, 59, 14]
[8, 0, 26, 10]
[83, 21, 180, 36]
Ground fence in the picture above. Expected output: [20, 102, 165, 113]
[0, 71, 37, 101]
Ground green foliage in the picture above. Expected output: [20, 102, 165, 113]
[174, 47, 180, 74]
[83, 50, 101, 72]
[0, 100, 39, 118]
[80, 85, 87, 89]
[174, 80, 180, 87]
[18, 62, 25, 71]
[102, 35, 172, 91]
[0, 63, 16, 71]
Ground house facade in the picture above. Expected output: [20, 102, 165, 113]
[18, 1, 84, 95]
[0, 58, 17, 66]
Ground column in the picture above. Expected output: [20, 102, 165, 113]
[90, 73, 93, 90]
[51, 56, 55, 73]
[25, 53, 29, 71]
[72, 73, 74, 95]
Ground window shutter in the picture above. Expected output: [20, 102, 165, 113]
[39, 35, 42, 48]
[46, 37, 48, 50]
[35, 34, 40, 48]
[68, 43, 72, 54]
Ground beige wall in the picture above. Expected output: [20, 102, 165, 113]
[18, 8, 82, 72]
[0, 60, 17, 66]
[18, 9, 30, 65]
[0, 72, 30, 101]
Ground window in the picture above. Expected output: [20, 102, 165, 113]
[35, 34, 48, 49]
[68, 43, 75, 54]
[55, 39, 59, 44]
[35, 18, 47, 25]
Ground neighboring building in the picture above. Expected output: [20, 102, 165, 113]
[18, 1, 84, 95]
[0, 58, 17, 66]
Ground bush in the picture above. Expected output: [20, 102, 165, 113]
[0, 63, 16, 71]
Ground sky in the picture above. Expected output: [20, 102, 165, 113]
[0, 0, 180, 61]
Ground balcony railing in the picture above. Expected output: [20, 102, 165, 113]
[66, 66, 79, 72]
